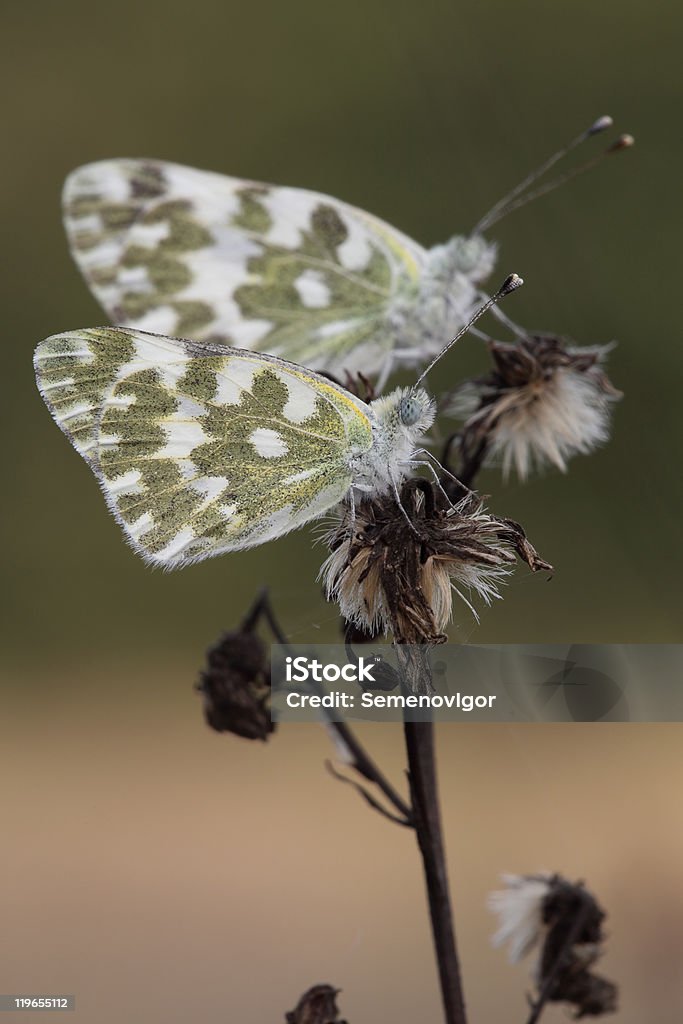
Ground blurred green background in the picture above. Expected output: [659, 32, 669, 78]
[2, 1, 681, 1022]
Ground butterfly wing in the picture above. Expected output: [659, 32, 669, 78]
[34, 327, 373, 567]
[63, 160, 427, 379]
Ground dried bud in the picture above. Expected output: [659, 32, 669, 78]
[450, 334, 621, 480]
[196, 627, 275, 741]
[489, 873, 618, 1018]
[321, 481, 551, 642]
[285, 984, 346, 1024]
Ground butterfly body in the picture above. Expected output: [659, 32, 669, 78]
[386, 235, 496, 365]
[34, 328, 434, 568]
[63, 160, 496, 382]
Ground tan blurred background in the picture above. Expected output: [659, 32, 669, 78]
[2, 0, 682, 1020]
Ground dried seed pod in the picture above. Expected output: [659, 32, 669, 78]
[450, 334, 621, 480]
[285, 984, 346, 1024]
[489, 872, 618, 1018]
[197, 627, 274, 741]
[322, 481, 551, 641]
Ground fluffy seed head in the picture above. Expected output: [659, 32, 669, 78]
[450, 334, 622, 480]
[488, 873, 553, 963]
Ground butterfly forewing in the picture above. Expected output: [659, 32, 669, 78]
[34, 328, 373, 567]
[63, 160, 426, 378]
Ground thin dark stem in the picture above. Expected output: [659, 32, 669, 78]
[457, 436, 490, 490]
[250, 589, 413, 823]
[327, 718, 413, 822]
[426, 439, 491, 1023]
[248, 587, 289, 646]
[404, 717, 467, 1024]
[325, 760, 412, 827]
[442, 431, 489, 494]
[525, 898, 592, 1024]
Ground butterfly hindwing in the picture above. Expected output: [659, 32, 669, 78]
[34, 328, 374, 567]
[63, 160, 427, 378]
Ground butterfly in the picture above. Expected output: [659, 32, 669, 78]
[61, 120, 628, 388]
[62, 159, 497, 385]
[33, 326, 436, 568]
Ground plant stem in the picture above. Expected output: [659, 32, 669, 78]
[404, 717, 468, 1024]
[252, 588, 412, 822]
[525, 897, 592, 1024]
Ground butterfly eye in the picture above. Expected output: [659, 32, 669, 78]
[398, 395, 423, 426]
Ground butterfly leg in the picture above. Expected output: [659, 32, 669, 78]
[409, 447, 474, 500]
[390, 475, 421, 537]
[349, 486, 357, 537]
[402, 459, 454, 509]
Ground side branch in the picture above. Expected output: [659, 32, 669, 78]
[255, 589, 412, 823]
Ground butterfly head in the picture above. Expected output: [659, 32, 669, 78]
[398, 390, 433, 428]
[354, 387, 435, 498]
[370, 386, 435, 440]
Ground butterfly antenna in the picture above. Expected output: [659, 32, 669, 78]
[471, 115, 628, 235]
[482, 134, 635, 226]
[413, 274, 523, 389]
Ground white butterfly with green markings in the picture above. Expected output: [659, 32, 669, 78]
[62, 119, 627, 386]
[62, 160, 496, 384]
[34, 327, 439, 567]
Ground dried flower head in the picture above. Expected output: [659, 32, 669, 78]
[450, 334, 621, 480]
[285, 984, 346, 1024]
[320, 481, 551, 642]
[489, 872, 618, 1019]
[196, 624, 275, 741]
